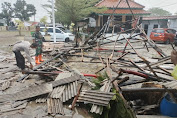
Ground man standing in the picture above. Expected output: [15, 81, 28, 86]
[32, 26, 44, 64]
[12, 41, 33, 72]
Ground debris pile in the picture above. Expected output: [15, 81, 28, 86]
[0, 1, 177, 118]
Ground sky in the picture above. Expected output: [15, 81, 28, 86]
[0, 0, 177, 22]
[0, 0, 50, 22]
[134, 0, 177, 14]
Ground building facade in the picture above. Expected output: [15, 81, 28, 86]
[142, 16, 177, 36]
[95, 0, 150, 32]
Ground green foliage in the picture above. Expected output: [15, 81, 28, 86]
[100, 91, 135, 118]
[92, 90, 135, 118]
[91, 72, 136, 118]
[40, 16, 48, 24]
[15, 20, 24, 36]
[0, 2, 14, 26]
[14, 0, 36, 21]
[42, 0, 52, 20]
[92, 72, 109, 90]
[55, 0, 106, 26]
[148, 7, 172, 16]
[40, 16, 48, 35]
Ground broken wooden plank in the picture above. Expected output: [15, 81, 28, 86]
[23, 70, 59, 75]
[122, 88, 177, 93]
[17, 49, 74, 82]
[143, 56, 171, 68]
[71, 83, 83, 110]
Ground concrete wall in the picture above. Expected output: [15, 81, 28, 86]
[0, 19, 6, 26]
[169, 19, 177, 31]
[142, 20, 168, 36]
[0, 26, 7, 31]
[0, 26, 35, 31]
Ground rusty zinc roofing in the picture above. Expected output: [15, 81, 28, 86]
[95, 0, 145, 9]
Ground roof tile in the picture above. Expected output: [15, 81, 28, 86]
[97, 9, 150, 15]
[96, 0, 144, 9]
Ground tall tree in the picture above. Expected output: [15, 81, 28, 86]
[0, 2, 14, 26]
[42, 0, 52, 22]
[55, 0, 106, 26]
[148, 7, 172, 16]
[13, 0, 36, 21]
[15, 20, 24, 36]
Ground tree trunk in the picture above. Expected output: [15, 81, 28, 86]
[19, 27, 21, 36]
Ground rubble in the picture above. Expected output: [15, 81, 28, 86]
[0, 1, 177, 118]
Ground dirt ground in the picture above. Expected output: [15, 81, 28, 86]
[0, 31, 175, 118]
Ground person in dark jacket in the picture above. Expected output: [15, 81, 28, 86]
[12, 41, 33, 72]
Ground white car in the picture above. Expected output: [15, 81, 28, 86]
[40, 27, 75, 42]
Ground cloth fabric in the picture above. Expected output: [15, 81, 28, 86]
[12, 41, 32, 63]
[13, 50, 25, 70]
[32, 32, 43, 56]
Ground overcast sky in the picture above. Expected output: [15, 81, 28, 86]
[0, 0, 177, 22]
[135, 0, 177, 14]
[0, 0, 49, 22]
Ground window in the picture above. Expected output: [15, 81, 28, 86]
[56, 29, 61, 33]
[144, 24, 148, 30]
[126, 16, 132, 21]
[48, 28, 53, 33]
[144, 24, 149, 35]
[166, 29, 172, 33]
[114, 16, 122, 21]
[152, 29, 164, 33]
[171, 29, 176, 34]
[153, 24, 158, 28]
[40, 28, 45, 32]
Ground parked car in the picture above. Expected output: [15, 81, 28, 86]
[150, 28, 176, 44]
[40, 27, 75, 42]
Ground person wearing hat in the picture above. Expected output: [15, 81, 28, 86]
[32, 26, 44, 64]
[12, 41, 33, 72]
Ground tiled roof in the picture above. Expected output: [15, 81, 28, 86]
[97, 9, 150, 15]
[143, 16, 177, 20]
[95, 0, 144, 9]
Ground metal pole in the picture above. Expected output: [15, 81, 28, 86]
[52, 0, 56, 43]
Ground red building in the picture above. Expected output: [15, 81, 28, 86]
[95, 0, 150, 32]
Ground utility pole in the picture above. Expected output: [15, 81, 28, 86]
[52, 0, 56, 43]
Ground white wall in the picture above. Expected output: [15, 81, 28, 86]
[169, 19, 177, 31]
[142, 20, 160, 36]
[142, 20, 168, 36]
[0, 19, 6, 26]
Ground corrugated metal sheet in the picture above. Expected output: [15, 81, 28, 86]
[36, 98, 47, 103]
[46, 71, 79, 115]
[47, 82, 78, 115]
[47, 98, 64, 115]
[0, 83, 53, 102]
[78, 90, 114, 106]
[49, 81, 78, 102]
[51, 74, 81, 88]
[90, 81, 112, 114]
[159, 81, 177, 89]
